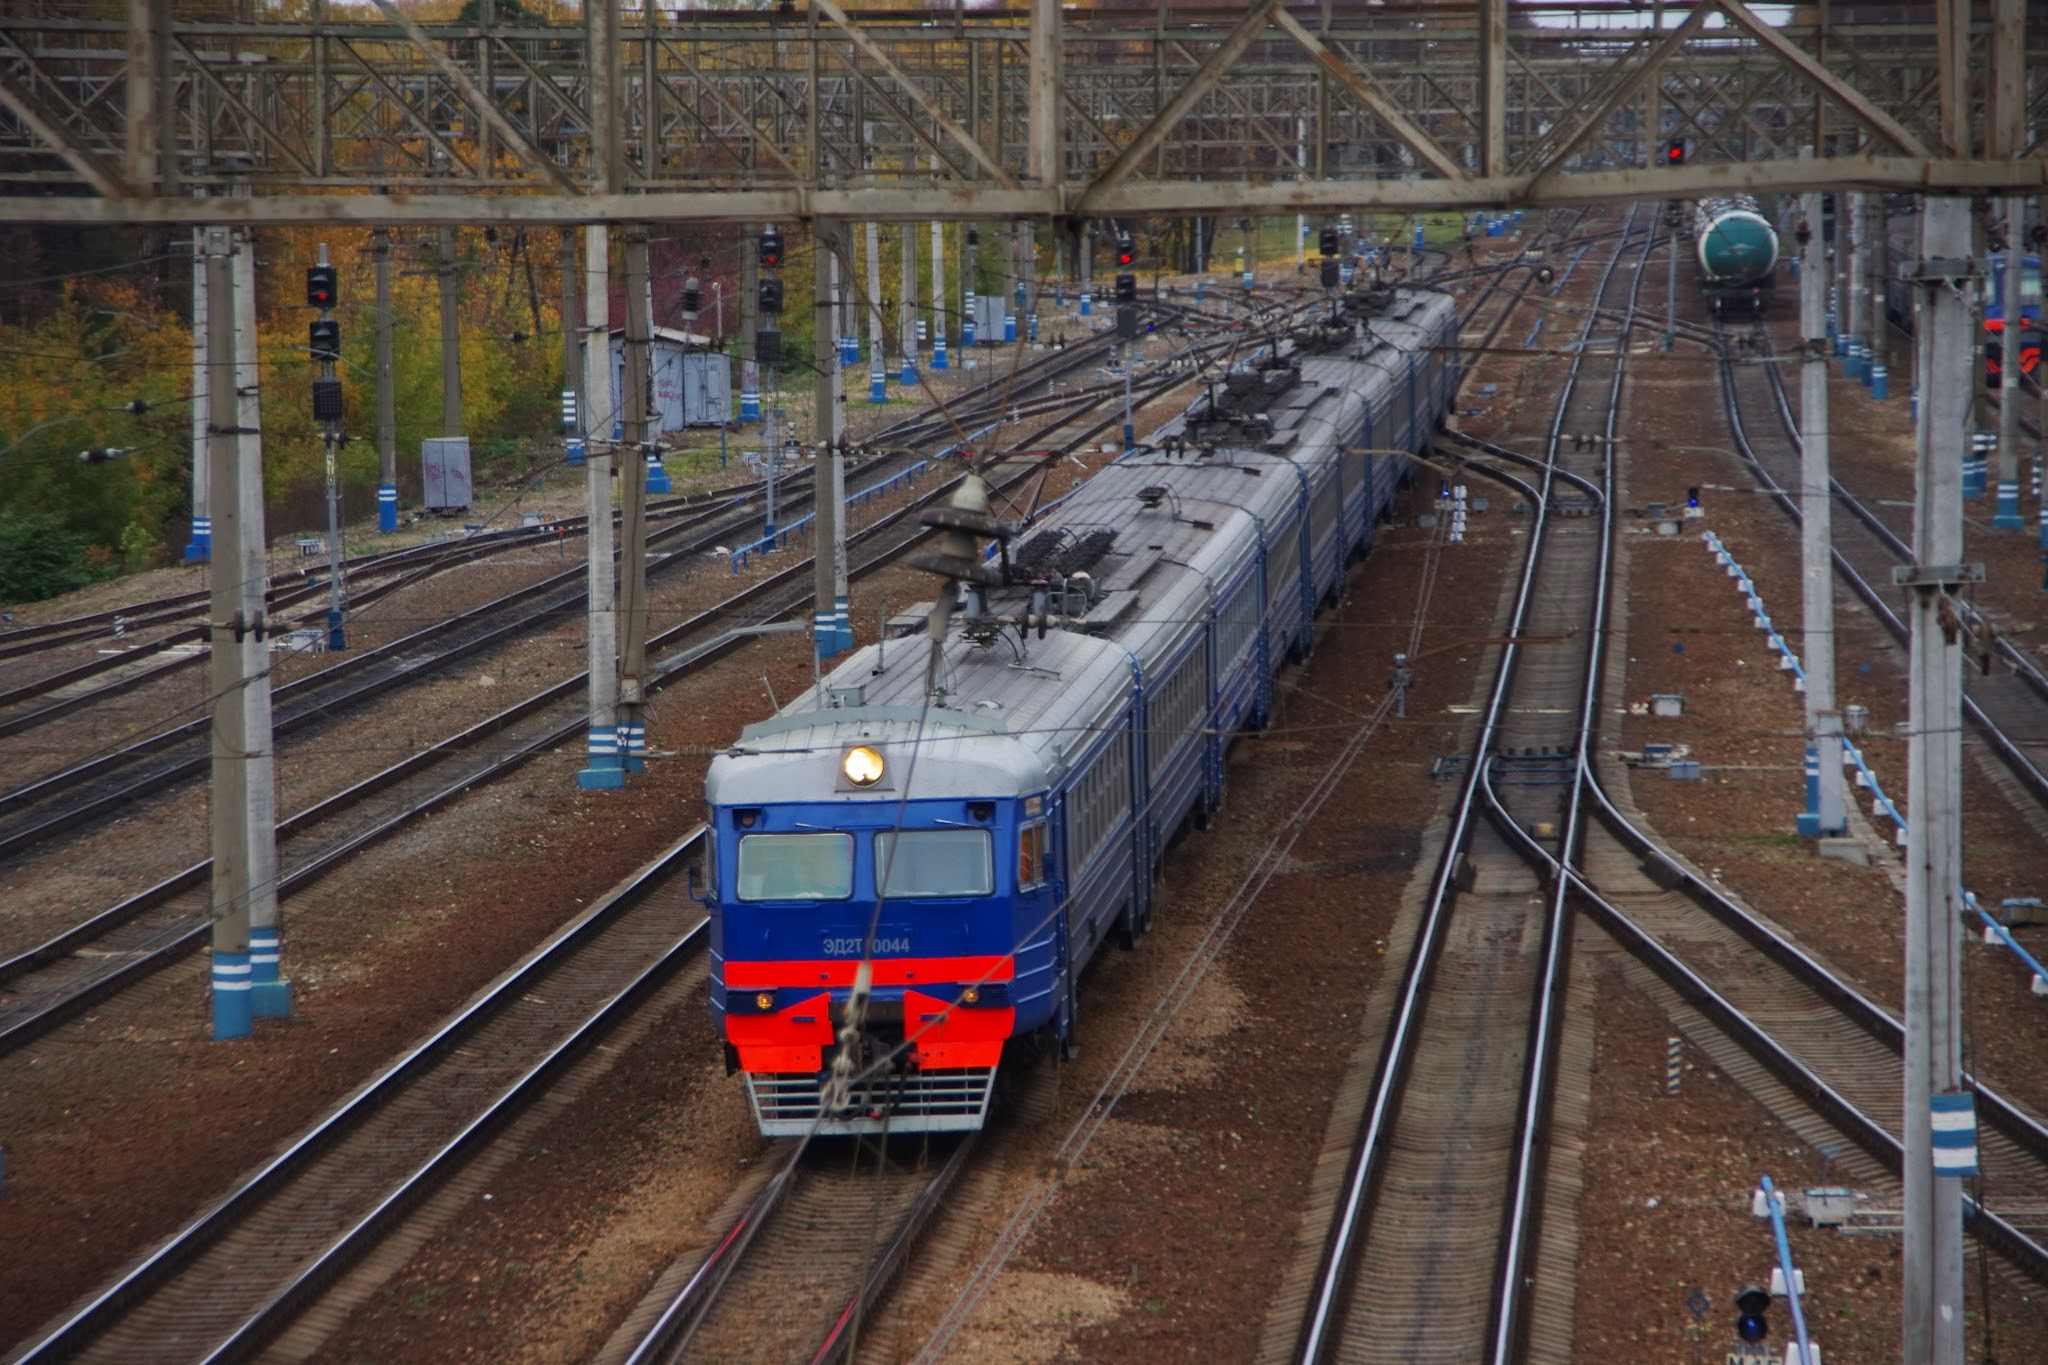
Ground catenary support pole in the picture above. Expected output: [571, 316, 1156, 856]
[557, 226, 579, 467]
[204, 226, 251, 1040]
[814, 220, 845, 662]
[866, 220, 886, 403]
[899, 216, 918, 386]
[578, 224, 622, 789]
[1903, 192, 1972, 1365]
[1798, 169, 1844, 839]
[1077, 220, 1092, 318]
[376, 227, 399, 532]
[617, 227, 651, 774]
[184, 227, 210, 563]
[1847, 193, 1870, 379]
[928, 206, 947, 370]
[963, 221, 978, 348]
[437, 226, 462, 437]
[232, 228, 285, 1020]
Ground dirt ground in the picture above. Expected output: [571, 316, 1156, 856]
[5, 230, 2046, 1362]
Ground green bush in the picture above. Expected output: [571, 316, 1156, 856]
[0, 509, 115, 605]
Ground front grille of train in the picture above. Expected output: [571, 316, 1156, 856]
[747, 1068, 997, 1136]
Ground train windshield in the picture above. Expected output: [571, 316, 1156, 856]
[735, 832, 853, 901]
[875, 830, 994, 899]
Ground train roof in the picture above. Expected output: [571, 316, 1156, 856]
[705, 286, 1457, 811]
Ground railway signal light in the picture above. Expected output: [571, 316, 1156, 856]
[1114, 272, 1137, 305]
[1733, 1284, 1771, 1345]
[966, 226, 979, 248]
[1687, 486, 1700, 510]
[1116, 234, 1136, 267]
[759, 277, 784, 316]
[1319, 227, 1340, 258]
[1320, 260, 1340, 289]
[308, 318, 341, 362]
[1663, 138, 1687, 166]
[759, 227, 783, 269]
[305, 264, 338, 308]
[312, 377, 343, 422]
[682, 274, 702, 322]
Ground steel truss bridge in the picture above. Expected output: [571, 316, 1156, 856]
[0, 1, 2041, 228]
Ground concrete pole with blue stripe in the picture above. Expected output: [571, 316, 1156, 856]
[1902, 193, 1973, 1365]
[739, 246, 761, 423]
[928, 211, 947, 370]
[1797, 167, 1845, 839]
[184, 227, 211, 564]
[233, 230, 287, 1019]
[202, 229, 251, 1038]
[374, 227, 399, 534]
[899, 219, 919, 388]
[1076, 220, 1092, 318]
[578, 224, 624, 789]
[865, 220, 887, 403]
[814, 219, 847, 662]
[616, 228, 653, 775]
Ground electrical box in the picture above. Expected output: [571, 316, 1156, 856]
[972, 295, 1006, 342]
[421, 437, 472, 511]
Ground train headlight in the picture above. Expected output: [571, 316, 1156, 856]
[961, 986, 980, 1005]
[755, 992, 775, 1011]
[842, 745, 885, 787]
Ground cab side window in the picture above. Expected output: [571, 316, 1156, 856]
[1018, 821, 1048, 890]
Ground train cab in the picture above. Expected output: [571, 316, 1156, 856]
[705, 712, 1065, 1136]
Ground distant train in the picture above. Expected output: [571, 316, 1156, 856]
[1693, 195, 1779, 316]
[1884, 202, 2042, 387]
[701, 287, 1461, 1137]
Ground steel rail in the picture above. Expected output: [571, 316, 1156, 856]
[1502, 804, 2048, 1288]
[0, 361, 1193, 1056]
[13, 830, 707, 1364]
[1295, 208, 1640, 1363]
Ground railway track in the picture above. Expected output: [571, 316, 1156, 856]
[6, 255, 1539, 1361]
[2, 313, 1242, 1358]
[0, 328, 1136, 746]
[613, 1135, 976, 1363]
[1291, 207, 1649, 1363]
[9, 833, 708, 1364]
[0, 334, 1224, 1061]
[1721, 323, 2048, 812]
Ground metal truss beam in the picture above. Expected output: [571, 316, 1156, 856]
[0, 5, 2040, 225]
[4, 154, 2037, 229]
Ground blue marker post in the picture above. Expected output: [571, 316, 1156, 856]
[645, 447, 671, 495]
[184, 515, 212, 564]
[378, 485, 398, 533]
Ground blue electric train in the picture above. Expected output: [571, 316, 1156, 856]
[702, 286, 1461, 1136]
